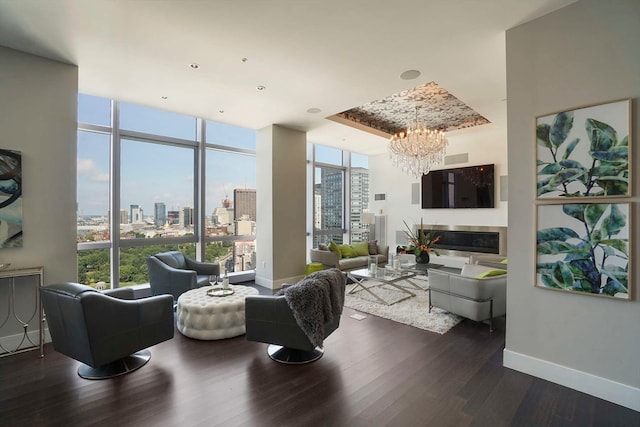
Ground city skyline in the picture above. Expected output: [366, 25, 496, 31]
[77, 94, 257, 217]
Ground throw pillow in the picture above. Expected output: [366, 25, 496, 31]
[476, 268, 507, 278]
[368, 240, 378, 255]
[338, 244, 358, 258]
[352, 241, 370, 256]
[500, 258, 508, 264]
[318, 243, 328, 251]
[328, 241, 341, 259]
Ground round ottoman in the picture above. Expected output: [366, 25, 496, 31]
[176, 285, 259, 340]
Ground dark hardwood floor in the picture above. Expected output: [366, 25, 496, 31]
[1, 284, 638, 427]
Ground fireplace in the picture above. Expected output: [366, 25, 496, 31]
[417, 224, 507, 257]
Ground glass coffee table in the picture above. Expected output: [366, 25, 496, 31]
[347, 268, 420, 305]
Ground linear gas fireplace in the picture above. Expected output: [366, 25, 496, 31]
[417, 224, 507, 257]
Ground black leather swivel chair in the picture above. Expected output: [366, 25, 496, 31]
[41, 282, 174, 379]
[147, 251, 220, 302]
[245, 269, 346, 364]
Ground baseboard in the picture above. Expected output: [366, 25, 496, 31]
[503, 349, 640, 412]
[255, 274, 304, 290]
[0, 329, 51, 356]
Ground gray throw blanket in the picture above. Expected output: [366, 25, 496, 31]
[283, 268, 345, 348]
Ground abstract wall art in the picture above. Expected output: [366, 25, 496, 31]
[0, 149, 23, 248]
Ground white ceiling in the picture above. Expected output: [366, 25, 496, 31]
[0, 0, 575, 155]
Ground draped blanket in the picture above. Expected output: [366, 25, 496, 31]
[283, 268, 345, 348]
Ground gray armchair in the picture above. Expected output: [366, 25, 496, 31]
[40, 282, 174, 379]
[428, 263, 507, 332]
[147, 251, 220, 301]
[245, 268, 346, 364]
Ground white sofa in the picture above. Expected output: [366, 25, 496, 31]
[427, 263, 507, 331]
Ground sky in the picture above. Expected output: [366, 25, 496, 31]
[77, 94, 257, 217]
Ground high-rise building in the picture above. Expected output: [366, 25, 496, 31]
[130, 204, 143, 223]
[234, 188, 256, 221]
[181, 206, 194, 227]
[167, 210, 179, 225]
[119, 209, 128, 224]
[154, 202, 166, 226]
[350, 167, 370, 242]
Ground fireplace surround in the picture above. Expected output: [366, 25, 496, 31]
[417, 224, 507, 257]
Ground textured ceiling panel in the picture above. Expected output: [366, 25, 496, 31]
[334, 82, 491, 136]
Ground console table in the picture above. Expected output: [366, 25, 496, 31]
[0, 267, 44, 357]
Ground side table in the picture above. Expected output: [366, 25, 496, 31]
[0, 266, 44, 357]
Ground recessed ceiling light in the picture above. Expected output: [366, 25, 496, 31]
[241, 58, 248, 63]
[161, 96, 168, 100]
[400, 69, 421, 80]
[189, 63, 200, 69]
[307, 108, 322, 114]
[219, 110, 224, 114]
[256, 85, 266, 91]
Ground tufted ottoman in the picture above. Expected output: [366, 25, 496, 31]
[176, 285, 259, 340]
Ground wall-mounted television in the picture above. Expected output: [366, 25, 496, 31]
[421, 164, 495, 209]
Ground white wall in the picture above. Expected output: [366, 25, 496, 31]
[504, 0, 640, 410]
[0, 46, 78, 346]
[369, 125, 508, 252]
[0, 46, 78, 284]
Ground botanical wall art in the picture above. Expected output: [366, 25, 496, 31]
[536, 202, 630, 300]
[0, 149, 23, 248]
[536, 99, 631, 199]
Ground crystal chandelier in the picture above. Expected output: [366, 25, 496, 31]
[389, 107, 448, 179]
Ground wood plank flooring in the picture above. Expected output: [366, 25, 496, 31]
[1, 285, 638, 426]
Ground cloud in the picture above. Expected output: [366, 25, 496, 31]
[77, 158, 109, 182]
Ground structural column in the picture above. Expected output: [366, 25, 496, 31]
[255, 125, 307, 289]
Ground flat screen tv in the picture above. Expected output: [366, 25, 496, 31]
[421, 164, 494, 208]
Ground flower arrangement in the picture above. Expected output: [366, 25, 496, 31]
[402, 219, 440, 256]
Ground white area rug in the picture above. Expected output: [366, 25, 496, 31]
[344, 278, 462, 335]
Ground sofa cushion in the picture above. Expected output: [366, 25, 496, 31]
[328, 241, 341, 258]
[338, 244, 358, 258]
[352, 242, 369, 256]
[461, 263, 506, 278]
[476, 268, 507, 278]
[318, 243, 329, 251]
[339, 257, 367, 270]
[368, 240, 378, 255]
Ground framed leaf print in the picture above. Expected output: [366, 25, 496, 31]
[535, 202, 631, 300]
[536, 99, 631, 199]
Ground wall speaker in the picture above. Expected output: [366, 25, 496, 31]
[444, 153, 469, 165]
[411, 183, 420, 204]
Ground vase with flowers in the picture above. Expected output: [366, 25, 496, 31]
[402, 219, 440, 264]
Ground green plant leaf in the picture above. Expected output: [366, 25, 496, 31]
[540, 273, 559, 288]
[536, 124, 552, 148]
[538, 163, 562, 175]
[602, 278, 627, 296]
[562, 204, 586, 222]
[586, 118, 616, 152]
[537, 227, 579, 243]
[548, 169, 586, 188]
[617, 135, 628, 147]
[537, 241, 579, 255]
[599, 238, 628, 256]
[598, 179, 628, 196]
[568, 259, 600, 291]
[590, 146, 628, 162]
[550, 112, 574, 147]
[561, 137, 580, 160]
[584, 204, 606, 228]
[551, 261, 574, 288]
[601, 204, 626, 237]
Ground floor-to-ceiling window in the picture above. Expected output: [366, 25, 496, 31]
[312, 145, 369, 247]
[77, 94, 256, 288]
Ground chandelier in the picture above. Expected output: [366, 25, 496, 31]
[389, 107, 448, 179]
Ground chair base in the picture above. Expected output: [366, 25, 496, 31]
[77, 349, 151, 380]
[267, 344, 324, 364]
